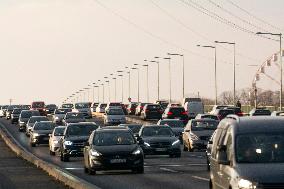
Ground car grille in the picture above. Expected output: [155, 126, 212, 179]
[257, 183, 284, 189]
[72, 141, 85, 147]
[199, 136, 210, 141]
[150, 142, 171, 148]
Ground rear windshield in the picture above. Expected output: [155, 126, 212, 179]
[75, 103, 90, 109]
[255, 109, 271, 114]
[93, 131, 135, 146]
[219, 109, 234, 116]
[147, 105, 161, 110]
[191, 120, 218, 131]
[21, 111, 40, 118]
[201, 115, 219, 120]
[100, 104, 107, 108]
[66, 113, 84, 119]
[107, 108, 124, 115]
[29, 117, 49, 123]
[62, 104, 73, 108]
[55, 109, 72, 114]
[12, 109, 22, 114]
[32, 102, 45, 108]
[46, 104, 57, 108]
[34, 122, 55, 130]
[66, 125, 98, 136]
[159, 120, 184, 128]
[109, 103, 121, 106]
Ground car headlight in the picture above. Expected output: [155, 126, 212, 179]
[172, 139, 180, 146]
[55, 117, 59, 120]
[64, 141, 73, 146]
[238, 179, 255, 189]
[33, 133, 39, 137]
[90, 150, 101, 157]
[144, 142, 151, 147]
[132, 149, 142, 155]
[53, 141, 59, 144]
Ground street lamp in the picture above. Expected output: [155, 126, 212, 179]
[256, 32, 282, 110]
[164, 57, 172, 103]
[125, 67, 131, 102]
[143, 60, 149, 102]
[105, 80, 110, 102]
[132, 66, 140, 102]
[118, 74, 124, 102]
[168, 53, 185, 99]
[197, 45, 217, 105]
[153, 56, 161, 100]
[215, 40, 236, 104]
[112, 77, 117, 101]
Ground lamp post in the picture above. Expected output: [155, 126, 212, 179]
[197, 45, 217, 105]
[104, 77, 109, 102]
[125, 67, 131, 101]
[101, 83, 105, 103]
[118, 74, 123, 102]
[105, 81, 110, 102]
[143, 61, 149, 102]
[256, 32, 282, 110]
[132, 64, 140, 102]
[215, 40, 236, 104]
[164, 57, 172, 103]
[92, 83, 96, 102]
[153, 57, 160, 100]
[168, 53, 185, 99]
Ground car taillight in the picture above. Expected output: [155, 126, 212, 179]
[167, 112, 173, 115]
[140, 106, 144, 109]
[217, 115, 222, 120]
[181, 111, 187, 115]
[145, 110, 149, 112]
[237, 112, 243, 116]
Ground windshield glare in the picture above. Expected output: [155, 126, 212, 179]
[191, 121, 218, 131]
[236, 133, 284, 163]
[93, 131, 135, 146]
[142, 127, 174, 137]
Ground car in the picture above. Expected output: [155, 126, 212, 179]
[184, 101, 204, 119]
[225, 106, 244, 116]
[29, 121, 55, 147]
[121, 103, 128, 115]
[52, 108, 72, 124]
[45, 104, 58, 115]
[155, 100, 169, 110]
[137, 125, 181, 158]
[209, 105, 230, 114]
[0, 105, 9, 117]
[59, 122, 99, 162]
[73, 102, 92, 119]
[249, 108, 271, 116]
[162, 106, 189, 124]
[157, 119, 184, 142]
[96, 103, 107, 113]
[6, 105, 20, 120]
[209, 116, 284, 189]
[49, 126, 66, 155]
[126, 102, 138, 115]
[105, 102, 122, 112]
[20, 105, 31, 110]
[135, 103, 149, 116]
[61, 103, 74, 109]
[26, 116, 49, 136]
[271, 110, 284, 116]
[195, 114, 219, 121]
[83, 126, 144, 175]
[63, 112, 86, 125]
[205, 130, 216, 171]
[11, 108, 22, 124]
[183, 119, 218, 152]
[119, 124, 142, 135]
[91, 102, 99, 113]
[31, 101, 46, 116]
[18, 110, 40, 132]
[212, 108, 235, 120]
[140, 104, 163, 120]
[103, 107, 126, 126]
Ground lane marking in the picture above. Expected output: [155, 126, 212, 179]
[160, 167, 179, 173]
[191, 176, 210, 182]
[187, 163, 207, 166]
[65, 168, 84, 170]
[159, 164, 182, 167]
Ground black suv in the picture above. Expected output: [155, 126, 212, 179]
[162, 106, 189, 124]
[59, 122, 99, 162]
[83, 126, 144, 175]
[140, 104, 163, 120]
[11, 108, 22, 124]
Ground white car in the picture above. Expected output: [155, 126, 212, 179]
[49, 126, 66, 155]
[103, 107, 126, 126]
[105, 102, 122, 112]
[52, 108, 72, 124]
[96, 103, 107, 113]
[73, 102, 92, 119]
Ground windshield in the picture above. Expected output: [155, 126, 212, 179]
[236, 133, 284, 163]
[54, 127, 66, 136]
[21, 111, 40, 118]
[107, 108, 124, 115]
[67, 125, 97, 136]
[75, 103, 90, 109]
[29, 117, 49, 123]
[34, 122, 55, 130]
[160, 121, 184, 128]
[55, 109, 71, 114]
[46, 104, 57, 108]
[142, 127, 174, 137]
[191, 120, 218, 131]
[12, 109, 22, 114]
[147, 105, 161, 110]
[32, 102, 45, 108]
[93, 131, 135, 146]
[66, 113, 84, 119]
[62, 104, 73, 108]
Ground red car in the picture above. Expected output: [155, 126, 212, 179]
[31, 101, 46, 116]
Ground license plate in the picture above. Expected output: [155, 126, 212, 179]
[155, 148, 167, 152]
[110, 159, 126, 163]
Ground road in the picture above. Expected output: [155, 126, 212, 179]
[0, 117, 210, 189]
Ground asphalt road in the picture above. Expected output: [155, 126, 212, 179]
[0, 117, 210, 189]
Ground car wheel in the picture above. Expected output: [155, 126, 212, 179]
[183, 144, 188, 151]
[61, 152, 69, 162]
[84, 166, 88, 173]
[133, 166, 144, 174]
[30, 142, 36, 147]
[50, 150, 55, 156]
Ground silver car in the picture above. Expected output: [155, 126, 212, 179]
[26, 116, 49, 136]
[52, 108, 72, 124]
[49, 126, 66, 155]
[103, 107, 126, 126]
[73, 102, 92, 119]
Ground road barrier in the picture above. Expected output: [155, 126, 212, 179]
[0, 123, 101, 189]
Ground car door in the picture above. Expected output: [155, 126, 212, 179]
[183, 121, 191, 148]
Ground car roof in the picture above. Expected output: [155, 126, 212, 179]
[224, 116, 284, 134]
[30, 116, 47, 118]
[119, 124, 142, 126]
[68, 122, 97, 126]
[97, 126, 129, 131]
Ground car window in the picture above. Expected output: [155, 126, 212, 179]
[66, 113, 84, 119]
[67, 125, 98, 136]
[160, 121, 184, 128]
[54, 127, 65, 136]
[32, 102, 45, 108]
[75, 103, 89, 109]
[55, 109, 71, 114]
[147, 105, 161, 110]
[62, 104, 73, 108]
[142, 127, 174, 137]
[191, 120, 218, 131]
[12, 109, 22, 114]
[29, 117, 49, 123]
[93, 131, 135, 146]
[34, 122, 55, 130]
[107, 108, 124, 115]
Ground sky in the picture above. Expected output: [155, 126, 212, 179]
[0, 0, 283, 105]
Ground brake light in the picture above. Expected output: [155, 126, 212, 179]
[237, 112, 243, 116]
[145, 110, 149, 112]
[167, 112, 173, 115]
[140, 106, 144, 109]
[181, 111, 187, 115]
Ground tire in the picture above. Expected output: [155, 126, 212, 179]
[50, 150, 55, 156]
[132, 166, 144, 174]
[183, 144, 188, 151]
[84, 166, 88, 173]
[60, 152, 69, 162]
[88, 168, 96, 175]
[30, 143, 36, 147]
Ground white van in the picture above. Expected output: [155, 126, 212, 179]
[184, 101, 204, 119]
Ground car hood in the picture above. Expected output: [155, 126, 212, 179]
[66, 135, 89, 142]
[94, 144, 138, 155]
[142, 136, 177, 143]
[34, 130, 53, 135]
[236, 164, 284, 183]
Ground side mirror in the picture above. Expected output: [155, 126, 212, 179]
[84, 141, 90, 146]
[208, 140, 213, 144]
[217, 145, 230, 165]
[184, 130, 190, 132]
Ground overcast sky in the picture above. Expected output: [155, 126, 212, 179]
[0, 0, 283, 105]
